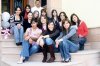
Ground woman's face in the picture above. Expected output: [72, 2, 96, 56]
[15, 8, 21, 15]
[60, 13, 65, 21]
[48, 22, 54, 31]
[41, 11, 46, 16]
[72, 15, 78, 23]
[33, 11, 39, 18]
[26, 7, 30, 12]
[28, 13, 33, 20]
[53, 11, 57, 17]
[41, 17, 46, 24]
[31, 22, 37, 28]
[63, 21, 70, 29]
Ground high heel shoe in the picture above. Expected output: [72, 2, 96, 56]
[64, 58, 71, 63]
[17, 56, 25, 64]
[61, 58, 65, 62]
[42, 57, 47, 62]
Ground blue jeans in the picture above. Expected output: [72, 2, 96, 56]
[20, 40, 39, 57]
[59, 39, 79, 60]
[79, 37, 86, 50]
[45, 38, 54, 45]
[13, 26, 24, 43]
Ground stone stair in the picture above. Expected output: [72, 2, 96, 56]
[0, 38, 100, 66]
[1, 27, 100, 66]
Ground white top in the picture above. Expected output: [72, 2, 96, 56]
[31, 6, 43, 17]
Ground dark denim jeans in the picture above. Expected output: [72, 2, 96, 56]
[79, 37, 87, 50]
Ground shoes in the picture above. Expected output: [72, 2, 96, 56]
[47, 57, 55, 63]
[64, 58, 71, 63]
[17, 56, 25, 64]
[42, 57, 47, 62]
[17, 61, 23, 64]
[42, 45, 47, 62]
[16, 42, 22, 46]
[47, 44, 55, 63]
[61, 58, 65, 62]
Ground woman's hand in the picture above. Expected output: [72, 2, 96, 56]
[43, 35, 49, 38]
[17, 24, 21, 29]
[55, 40, 60, 48]
[29, 38, 33, 44]
[24, 36, 30, 40]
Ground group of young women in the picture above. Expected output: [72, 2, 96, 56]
[9, 4, 88, 64]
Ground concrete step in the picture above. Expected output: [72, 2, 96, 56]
[1, 47, 22, 54]
[1, 39, 100, 66]
[0, 38, 95, 50]
[1, 50, 100, 66]
[96, 65, 100, 66]
[1, 60, 84, 66]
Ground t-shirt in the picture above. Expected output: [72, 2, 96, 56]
[25, 28, 42, 38]
[31, 6, 43, 17]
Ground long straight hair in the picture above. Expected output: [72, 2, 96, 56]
[62, 19, 71, 35]
[51, 9, 59, 19]
[70, 13, 81, 27]
[59, 12, 68, 22]
[39, 15, 48, 29]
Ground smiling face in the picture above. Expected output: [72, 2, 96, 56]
[53, 11, 57, 17]
[26, 6, 30, 12]
[72, 15, 78, 23]
[31, 21, 38, 28]
[15, 7, 21, 15]
[28, 13, 33, 20]
[41, 16, 46, 24]
[41, 11, 46, 16]
[48, 22, 54, 31]
[33, 11, 39, 18]
[60, 13, 66, 21]
[63, 21, 70, 30]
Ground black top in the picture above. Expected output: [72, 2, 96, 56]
[51, 18, 61, 31]
[44, 28, 60, 40]
[23, 20, 31, 32]
[9, 15, 23, 28]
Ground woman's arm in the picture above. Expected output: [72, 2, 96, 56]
[56, 32, 63, 40]
[24, 28, 30, 40]
[62, 27, 76, 40]
[49, 30, 60, 38]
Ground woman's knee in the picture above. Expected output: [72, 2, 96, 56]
[31, 45, 39, 50]
[45, 38, 53, 45]
[59, 41, 63, 47]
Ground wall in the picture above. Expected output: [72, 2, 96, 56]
[0, 0, 1, 65]
[47, 0, 62, 17]
[62, 0, 100, 28]
[47, 0, 100, 28]
[29, 0, 35, 7]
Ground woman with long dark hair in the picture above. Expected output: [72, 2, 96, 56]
[10, 6, 23, 46]
[56, 19, 79, 62]
[51, 9, 61, 31]
[38, 19, 60, 63]
[21, 5, 31, 21]
[23, 12, 32, 32]
[59, 12, 68, 27]
[70, 13, 88, 50]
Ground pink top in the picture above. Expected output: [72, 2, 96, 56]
[25, 28, 42, 38]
